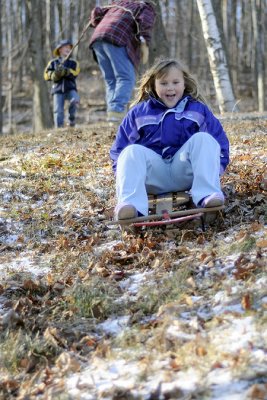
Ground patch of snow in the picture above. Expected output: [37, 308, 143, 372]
[1, 190, 31, 202]
[213, 303, 245, 315]
[119, 272, 151, 294]
[256, 276, 267, 287]
[92, 187, 107, 197]
[212, 288, 244, 315]
[3, 234, 19, 245]
[208, 371, 249, 400]
[97, 316, 130, 336]
[93, 240, 122, 256]
[210, 316, 259, 353]
[224, 236, 234, 243]
[2, 167, 21, 176]
[164, 240, 177, 250]
[67, 358, 141, 399]
[214, 290, 228, 303]
[252, 349, 267, 363]
[207, 369, 233, 386]
[0, 296, 7, 315]
[0, 254, 51, 278]
[191, 295, 203, 303]
[166, 325, 196, 341]
[0, 219, 26, 246]
[172, 368, 201, 391]
[31, 200, 46, 208]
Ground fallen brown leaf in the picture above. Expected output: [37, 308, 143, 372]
[241, 293, 252, 310]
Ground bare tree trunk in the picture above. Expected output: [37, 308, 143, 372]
[57, 0, 63, 36]
[252, 0, 265, 111]
[45, 0, 51, 57]
[6, 0, 13, 133]
[68, 0, 75, 40]
[222, 0, 228, 42]
[50, 0, 56, 49]
[162, 0, 176, 58]
[149, 0, 169, 64]
[196, 0, 238, 113]
[27, 0, 53, 131]
[0, 0, 2, 134]
[16, 0, 24, 92]
[187, 0, 194, 69]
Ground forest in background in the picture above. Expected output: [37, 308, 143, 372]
[0, 0, 266, 134]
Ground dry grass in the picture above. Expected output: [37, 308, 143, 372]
[0, 118, 266, 399]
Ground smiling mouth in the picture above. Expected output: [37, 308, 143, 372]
[166, 94, 176, 100]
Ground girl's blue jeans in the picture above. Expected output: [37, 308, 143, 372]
[92, 41, 136, 113]
[53, 90, 80, 128]
[116, 132, 224, 216]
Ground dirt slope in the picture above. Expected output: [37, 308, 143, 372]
[0, 117, 266, 399]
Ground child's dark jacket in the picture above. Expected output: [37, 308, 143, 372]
[44, 58, 80, 94]
[110, 95, 230, 173]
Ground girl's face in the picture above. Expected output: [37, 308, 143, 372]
[155, 66, 185, 108]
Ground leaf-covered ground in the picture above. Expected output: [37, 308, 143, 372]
[0, 117, 266, 400]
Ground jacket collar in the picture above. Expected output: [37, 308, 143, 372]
[135, 96, 190, 130]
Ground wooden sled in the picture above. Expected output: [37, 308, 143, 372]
[107, 192, 224, 230]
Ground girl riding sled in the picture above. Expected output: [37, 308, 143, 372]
[110, 58, 230, 221]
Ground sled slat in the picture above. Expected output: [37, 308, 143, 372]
[148, 191, 190, 215]
[156, 193, 173, 214]
[133, 213, 203, 227]
[106, 205, 224, 226]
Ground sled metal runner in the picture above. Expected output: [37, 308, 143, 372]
[107, 192, 224, 228]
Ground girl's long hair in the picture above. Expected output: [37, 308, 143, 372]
[131, 58, 207, 106]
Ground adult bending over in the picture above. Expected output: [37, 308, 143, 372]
[89, 0, 156, 122]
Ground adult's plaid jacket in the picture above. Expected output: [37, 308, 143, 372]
[89, 1, 156, 69]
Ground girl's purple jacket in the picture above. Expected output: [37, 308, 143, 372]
[110, 95, 230, 174]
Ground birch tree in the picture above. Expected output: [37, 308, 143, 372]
[196, 0, 238, 113]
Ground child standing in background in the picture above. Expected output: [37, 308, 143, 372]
[110, 58, 230, 220]
[44, 40, 80, 128]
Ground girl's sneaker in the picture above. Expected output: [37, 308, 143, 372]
[200, 192, 224, 208]
[115, 203, 138, 220]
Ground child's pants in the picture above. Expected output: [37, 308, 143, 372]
[53, 90, 80, 128]
[116, 132, 224, 216]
